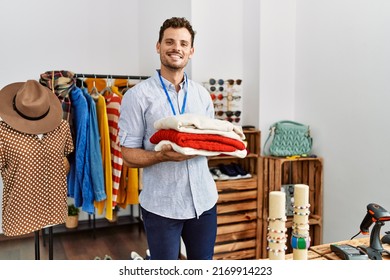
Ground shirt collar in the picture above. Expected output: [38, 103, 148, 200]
[154, 69, 186, 90]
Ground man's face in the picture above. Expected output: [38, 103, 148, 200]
[156, 27, 194, 71]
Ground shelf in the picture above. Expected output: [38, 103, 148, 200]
[207, 153, 258, 161]
[215, 175, 258, 192]
[209, 129, 261, 260]
[260, 156, 323, 258]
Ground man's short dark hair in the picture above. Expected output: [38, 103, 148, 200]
[158, 17, 196, 47]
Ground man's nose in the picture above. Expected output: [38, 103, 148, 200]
[172, 42, 181, 51]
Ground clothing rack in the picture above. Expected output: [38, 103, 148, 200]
[65, 72, 146, 239]
[36, 227, 54, 260]
[74, 73, 149, 81]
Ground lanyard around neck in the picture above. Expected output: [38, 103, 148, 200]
[158, 70, 188, 115]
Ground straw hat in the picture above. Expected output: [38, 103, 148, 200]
[0, 80, 62, 134]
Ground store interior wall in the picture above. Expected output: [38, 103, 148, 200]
[260, 0, 390, 243]
[294, 0, 390, 242]
[1, 0, 390, 247]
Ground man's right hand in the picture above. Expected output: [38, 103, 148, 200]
[158, 144, 196, 162]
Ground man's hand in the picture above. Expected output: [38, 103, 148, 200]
[159, 144, 196, 161]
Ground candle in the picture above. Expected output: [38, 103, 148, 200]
[269, 191, 285, 218]
[292, 184, 310, 260]
[268, 191, 286, 260]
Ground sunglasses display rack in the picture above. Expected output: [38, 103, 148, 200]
[204, 78, 243, 126]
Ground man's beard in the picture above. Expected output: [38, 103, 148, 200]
[160, 54, 188, 71]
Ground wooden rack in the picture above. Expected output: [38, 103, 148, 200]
[260, 156, 323, 258]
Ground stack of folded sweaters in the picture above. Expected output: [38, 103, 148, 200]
[150, 113, 247, 158]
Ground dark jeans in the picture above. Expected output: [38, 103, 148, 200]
[140, 205, 217, 260]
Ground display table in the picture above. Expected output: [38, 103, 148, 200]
[283, 237, 390, 260]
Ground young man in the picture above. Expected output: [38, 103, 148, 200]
[118, 17, 217, 260]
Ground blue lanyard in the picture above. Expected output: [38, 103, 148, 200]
[158, 71, 188, 115]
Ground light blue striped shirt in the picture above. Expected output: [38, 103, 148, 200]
[118, 70, 217, 219]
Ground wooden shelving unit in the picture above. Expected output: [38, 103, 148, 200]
[260, 156, 323, 258]
[208, 129, 262, 260]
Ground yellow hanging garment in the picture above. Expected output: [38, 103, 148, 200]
[94, 94, 113, 220]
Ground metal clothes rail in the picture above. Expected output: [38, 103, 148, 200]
[74, 73, 149, 80]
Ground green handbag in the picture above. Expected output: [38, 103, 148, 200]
[263, 120, 313, 157]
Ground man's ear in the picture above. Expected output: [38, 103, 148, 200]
[189, 47, 194, 59]
[156, 42, 161, 54]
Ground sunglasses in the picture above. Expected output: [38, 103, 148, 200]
[215, 111, 242, 117]
[209, 86, 224, 92]
[213, 102, 224, 109]
[226, 79, 242, 86]
[225, 110, 241, 117]
[210, 93, 224, 101]
[226, 117, 241, 123]
[209, 78, 224, 86]
[226, 95, 242, 101]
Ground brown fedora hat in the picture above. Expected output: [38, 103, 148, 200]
[0, 80, 62, 134]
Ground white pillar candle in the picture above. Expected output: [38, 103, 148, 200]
[292, 184, 310, 260]
[268, 191, 286, 260]
[269, 191, 285, 218]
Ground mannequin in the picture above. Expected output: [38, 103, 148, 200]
[0, 80, 74, 237]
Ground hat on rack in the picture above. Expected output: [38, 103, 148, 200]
[0, 80, 62, 134]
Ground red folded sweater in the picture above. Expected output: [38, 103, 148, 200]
[150, 129, 246, 152]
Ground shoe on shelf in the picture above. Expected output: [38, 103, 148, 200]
[104, 254, 113, 260]
[218, 164, 241, 180]
[130, 251, 144, 260]
[232, 163, 252, 179]
[209, 168, 219, 180]
[209, 167, 230, 180]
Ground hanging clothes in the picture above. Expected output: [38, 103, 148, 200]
[85, 78, 107, 93]
[117, 166, 139, 207]
[67, 86, 94, 214]
[94, 93, 113, 220]
[39, 70, 75, 123]
[103, 86, 123, 209]
[112, 85, 139, 207]
[82, 87, 106, 203]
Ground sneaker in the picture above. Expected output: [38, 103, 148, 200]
[104, 254, 113, 260]
[232, 163, 252, 178]
[218, 164, 241, 179]
[209, 168, 219, 180]
[210, 168, 230, 180]
[130, 251, 144, 260]
[219, 164, 239, 177]
[145, 249, 151, 260]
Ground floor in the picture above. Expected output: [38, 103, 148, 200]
[0, 222, 148, 260]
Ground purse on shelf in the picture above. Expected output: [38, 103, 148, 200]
[263, 120, 313, 157]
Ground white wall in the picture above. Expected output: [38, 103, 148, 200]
[0, 0, 141, 85]
[191, 0, 259, 128]
[259, 0, 296, 143]
[294, 0, 390, 242]
[259, 0, 390, 243]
